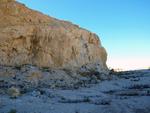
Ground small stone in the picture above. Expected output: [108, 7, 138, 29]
[31, 90, 41, 97]
[50, 106, 54, 110]
[20, 68, 27, 73]
[7, 87, 20, 98]
[51, 84, 55, 89]
[53, 89, 57, 91]
[49, 95, 54, 98]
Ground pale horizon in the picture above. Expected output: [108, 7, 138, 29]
[107, 58, 150, 70]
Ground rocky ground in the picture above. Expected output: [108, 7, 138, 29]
[0, 65, 150, 113]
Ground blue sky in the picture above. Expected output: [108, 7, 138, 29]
[16, 0, 150, 69]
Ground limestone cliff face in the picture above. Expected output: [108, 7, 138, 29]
[0, 0, 108, 72]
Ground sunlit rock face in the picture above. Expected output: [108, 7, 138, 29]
[0, 0, 108, 73]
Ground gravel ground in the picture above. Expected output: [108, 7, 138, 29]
[0, 69, 150, 113]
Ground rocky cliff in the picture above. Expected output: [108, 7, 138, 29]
[0, 0, 108, 73]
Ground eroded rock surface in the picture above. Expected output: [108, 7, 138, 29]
[0, 0, 108, 73]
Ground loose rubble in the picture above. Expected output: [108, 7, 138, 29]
[0, 66, 150, 113]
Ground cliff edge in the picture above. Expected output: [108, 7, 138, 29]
[0, 0, 108, 73]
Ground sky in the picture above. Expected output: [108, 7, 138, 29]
[16, 0, 150, 70]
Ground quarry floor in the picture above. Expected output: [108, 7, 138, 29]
[0, 69, 150, 113]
